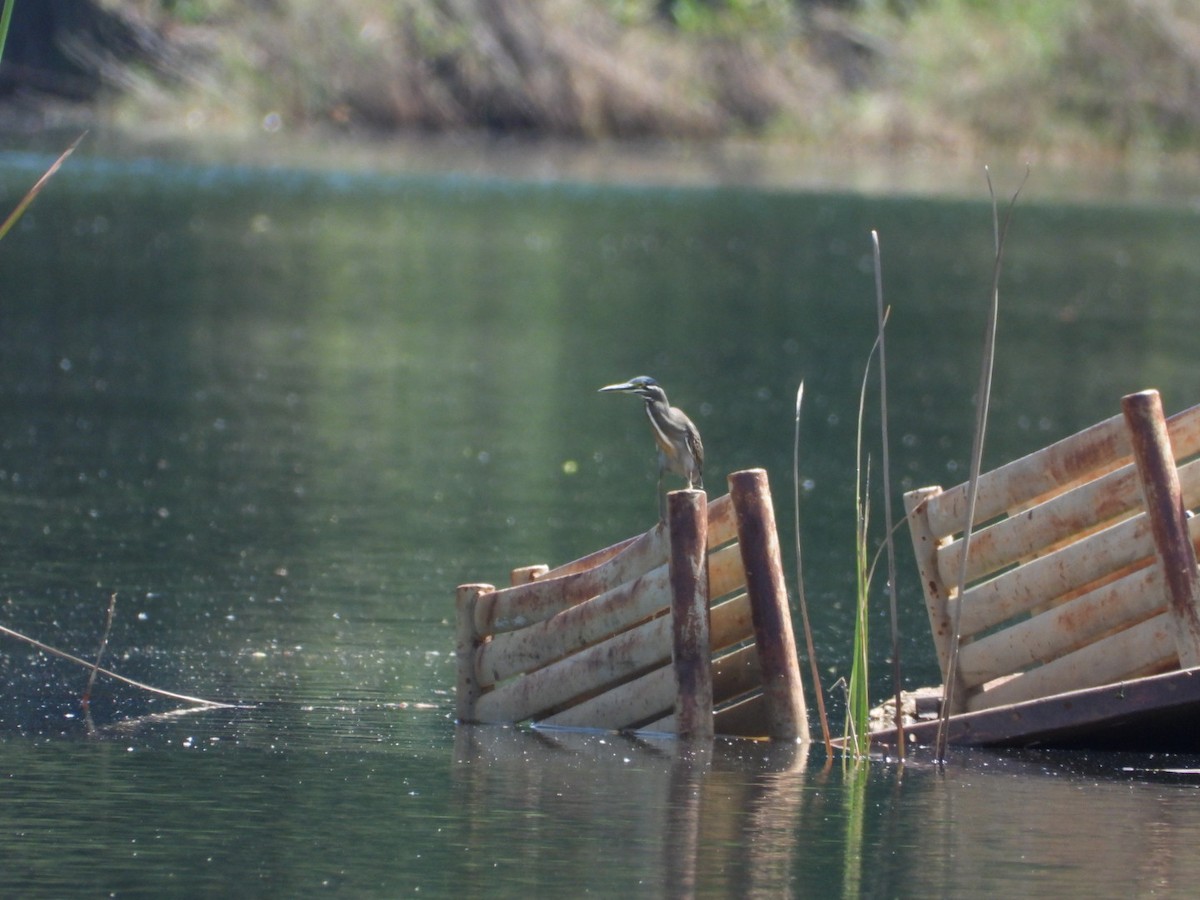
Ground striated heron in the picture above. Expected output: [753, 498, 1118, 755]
[599, 376, 704, 517]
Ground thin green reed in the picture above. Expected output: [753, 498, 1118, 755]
[844, 327, 884, 756]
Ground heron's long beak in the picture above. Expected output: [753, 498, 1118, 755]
[598, 381, 638, 393]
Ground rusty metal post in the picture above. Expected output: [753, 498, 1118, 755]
[455, 583, 494, 723]
[669, 488, 713, 741]
[1123, 390, 1200, 668]
[728, 469, 810, 742]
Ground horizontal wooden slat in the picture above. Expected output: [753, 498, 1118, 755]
[957, 562, 1167, 689]
[540, 642, 762, 731]
[477, 493, 739, 637]
[707, 592, 756, 653]
[475, 593, 755, 725]
[1166, 401, 1200, 462]
[951, 475, 1200, 637]
[651, 686, 772, 737]
[712, 693, 771, 738]
[966, 613, 1178, 712]
[477, 526, 667, 636]
[477, 568, 670, 688]
[707, 542, 748, 599]
[938, 454, 1200, 590]
[539, 664, 673, 730]
[936, 463, 1141, 588]
[710, 643, 765, 703]
[535, 538, 636, 581]
[924, 401, 1200, 540]
[705, 492, 739, 548]
[476, 543, 746, 687]
[954, 513, 1156, 637]
[474, 614, 671, 724]
[925, 413, 1129, 540]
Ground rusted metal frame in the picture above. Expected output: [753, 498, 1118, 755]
[456, 476, 774, 731]
[669, 489, 713, 741]
[1123, 389, 1200, 668]
[728, 468, 809, 742]
[891, 396, 1200, 735]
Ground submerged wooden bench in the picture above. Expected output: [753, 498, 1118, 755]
[905, 389, 1200, 716]
[455, 469, 808, 741]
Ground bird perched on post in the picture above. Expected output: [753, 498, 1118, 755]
[599, 375, 704, 518]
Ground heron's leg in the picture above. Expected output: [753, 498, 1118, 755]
[657, 454, 667, 521]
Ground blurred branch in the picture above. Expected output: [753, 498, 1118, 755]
[0, 131, 86, 242]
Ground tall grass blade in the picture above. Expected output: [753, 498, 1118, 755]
[847, 452, 871, 756]
[0, 132, 87, 242]
[793, 381, 833, 757]
[872, 230, 905, 759]
[935, 167, 1030, 760]
[845, 325, 886, 757]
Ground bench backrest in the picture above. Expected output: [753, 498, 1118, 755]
[456, 469, 807, 739]
[904, 393, 1200, 714]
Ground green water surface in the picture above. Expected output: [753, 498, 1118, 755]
[3, 144, 1200, 896]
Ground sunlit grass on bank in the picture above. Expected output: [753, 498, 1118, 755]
[61, 0, 1200, 167]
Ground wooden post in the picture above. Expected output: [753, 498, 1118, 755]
[455, 583, 494, 723]
[1122, 390, 1200, 668]
[669, 489, 713, 741]
[904, 487, 961, 684]
[728, 469, 810, 742]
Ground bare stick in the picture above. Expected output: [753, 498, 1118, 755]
[936, 166, 1030, 760]
[793, 382, 833, 755]
[82, 592, 117, 716]
[0, 132, 87, 241]
[872, 231, 905, 759]
[0, 622, 231, 708]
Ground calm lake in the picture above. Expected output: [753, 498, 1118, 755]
[3, 135, 1200, 896]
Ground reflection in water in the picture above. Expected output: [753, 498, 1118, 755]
[3, 147, 1200, 894]
[868, 747, 1200, 897]
[453, 726, 809, 897]
[451, 726, 1200, 897]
